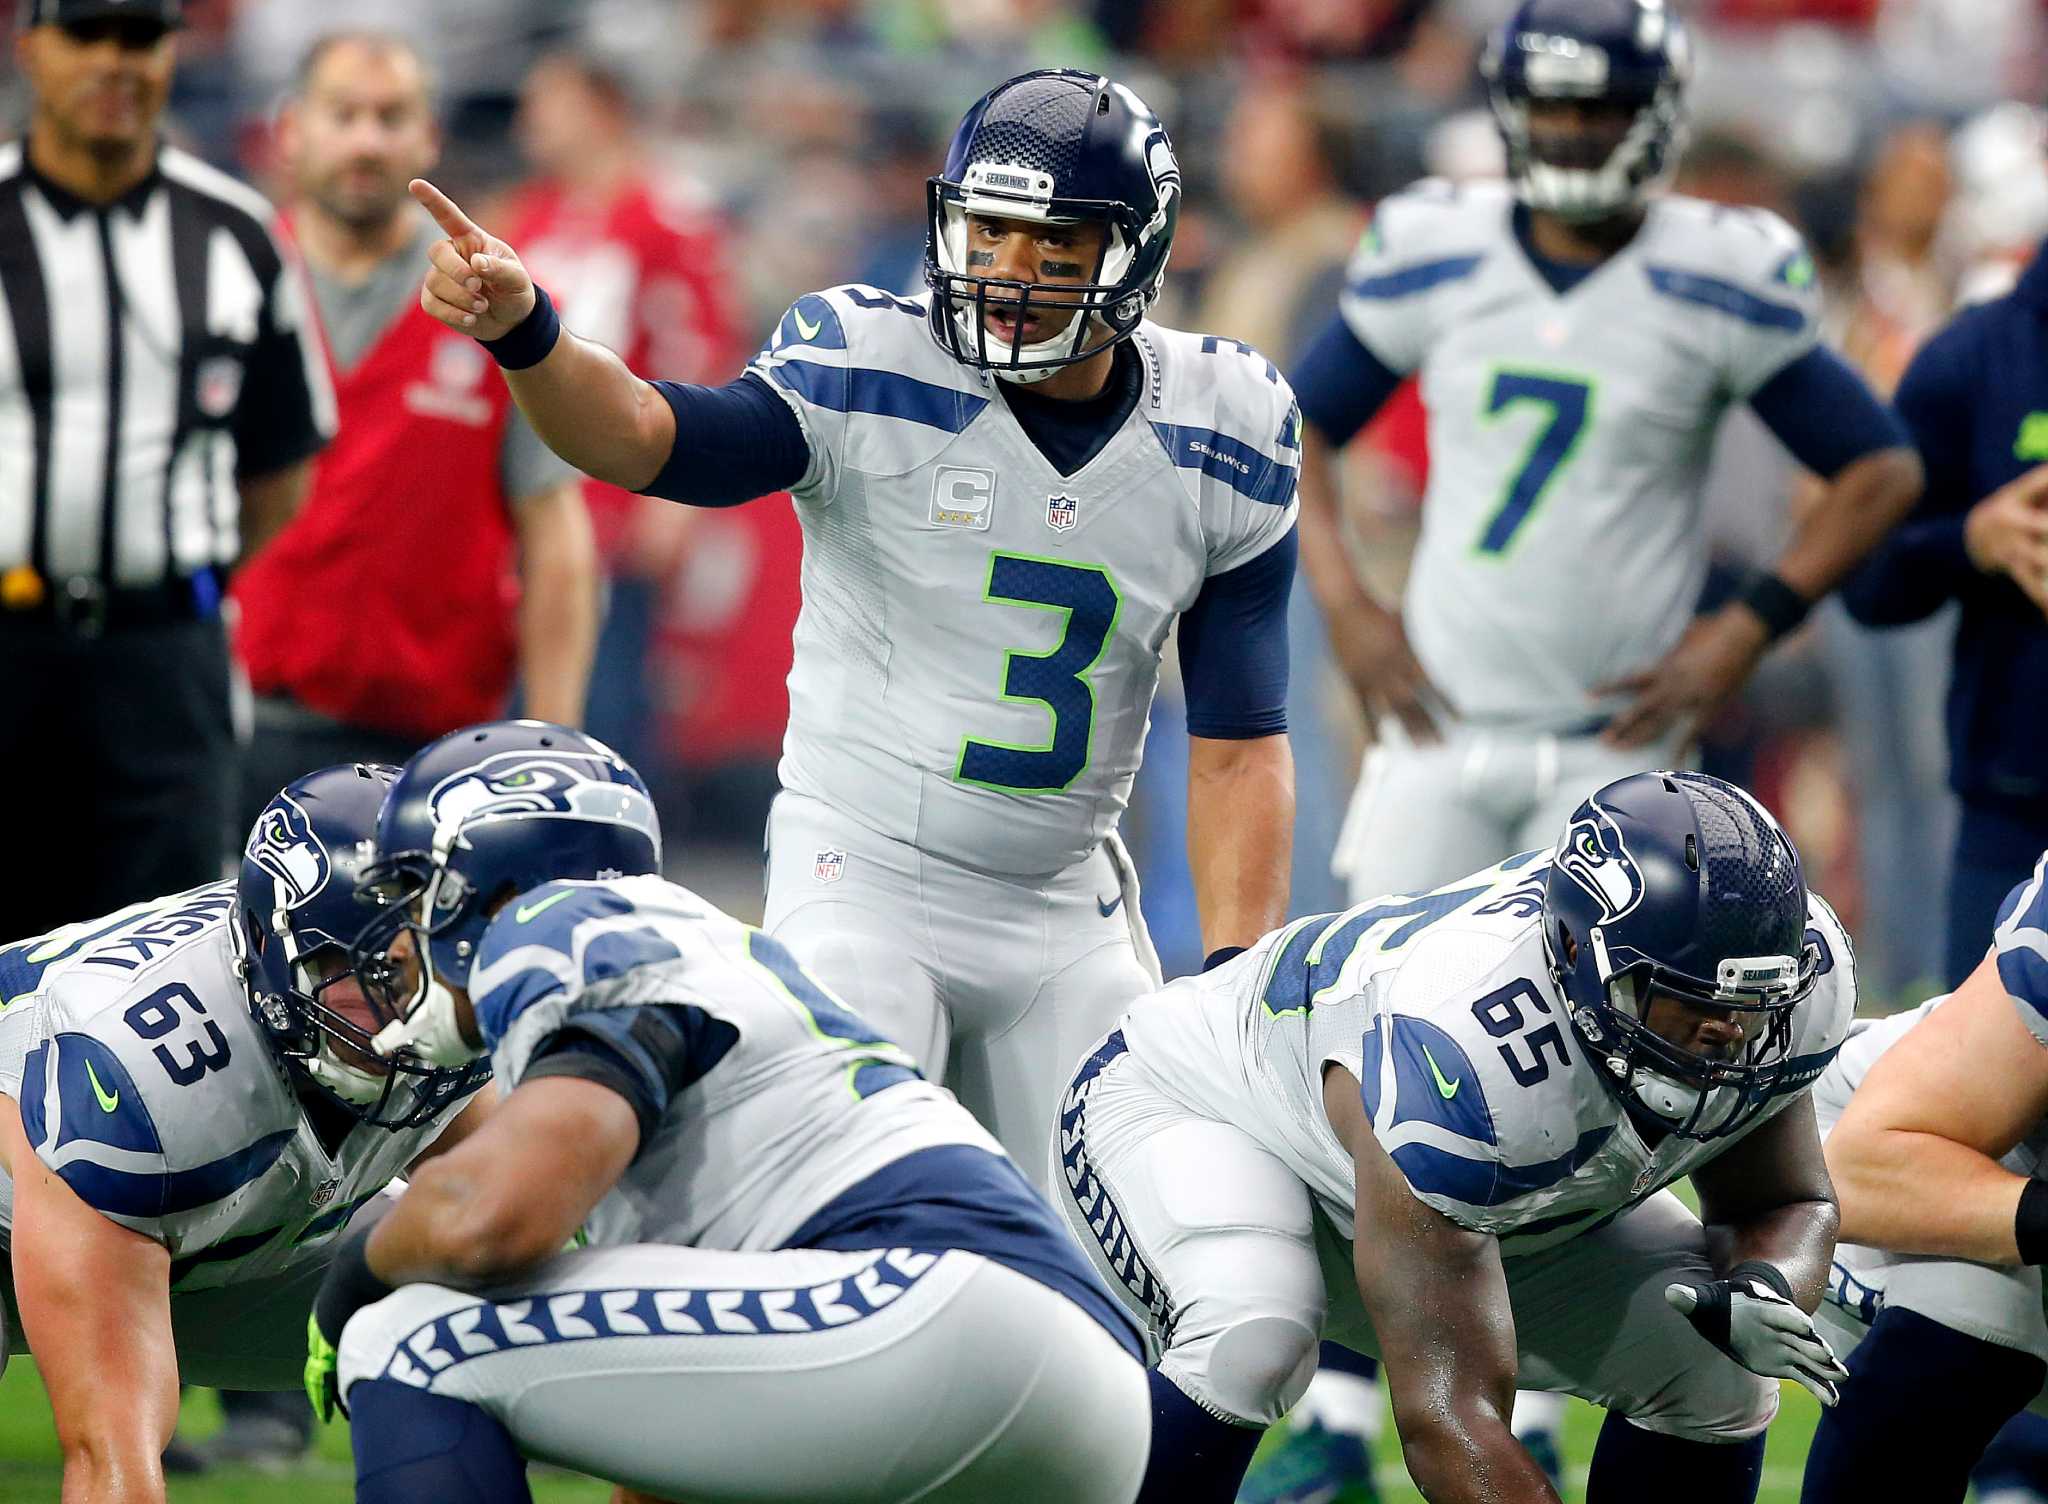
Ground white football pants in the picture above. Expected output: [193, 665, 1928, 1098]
[765, 790, 1161, 1189]
[1333, 717, 1692, 903]
[1052, 1038, 1777, 1442]
[337, 1241, 1151, 1503]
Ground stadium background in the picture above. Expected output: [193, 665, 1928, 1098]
[3, 0, 2044, 1497]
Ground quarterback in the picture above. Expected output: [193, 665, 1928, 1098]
[1054, 771, 1855, 1504]
[315, 720, 1148, 1503]
[1802, 853, 2048, 1502]
[0, 764, 489, 1501]
[408, 68, 1300, 1181]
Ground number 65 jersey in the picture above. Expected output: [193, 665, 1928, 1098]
[748, 286, 1300, 877]
[0, 884, 473, 1288]
[1120, 854, 1857, 1256]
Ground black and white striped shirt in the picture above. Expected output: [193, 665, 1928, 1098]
[0, 140, 336, 589]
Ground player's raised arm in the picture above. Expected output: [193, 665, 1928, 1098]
[1827, 952, 2048, 1263]
[1, 1094, 180, 1504]
[1322, 1066, 1562, 1504]
[410, 178, 677, 491]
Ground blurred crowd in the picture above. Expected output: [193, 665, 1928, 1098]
[8, 0, 2044, 1001]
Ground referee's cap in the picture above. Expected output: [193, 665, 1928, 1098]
[21, 0, 182, 31]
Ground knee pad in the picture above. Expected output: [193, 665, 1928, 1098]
[1643, 1363, 1779, 1444]
[1167, 1314, 1321, 1428]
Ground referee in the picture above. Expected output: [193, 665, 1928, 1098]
[1, 0, 334, 937]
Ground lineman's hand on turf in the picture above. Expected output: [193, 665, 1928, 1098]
[1665, 1263, 1849, 1406]
[411, 177, 536, 342]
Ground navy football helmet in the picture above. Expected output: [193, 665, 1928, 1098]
[1481, 0, 1692, 222]
[235, 763, 480, 1128]
[351, 720, 660, 1050]
[925, 68, 1180, 383]
[1542, 771, 1820, 1140]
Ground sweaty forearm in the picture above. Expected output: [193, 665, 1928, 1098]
[1832, 1127, 2030, 1264]
[1395, 1403, 1562, 1504]
[1707, 1197, 1840, 1310]
[502, 329, 674, 492]
[1187, 736, 1293, 953]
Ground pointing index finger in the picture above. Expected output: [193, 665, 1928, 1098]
[409, 178, 480, 242]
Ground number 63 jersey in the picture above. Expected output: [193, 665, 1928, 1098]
[1120, 854, 1856, 1256]
[748, 285, 1300, 877]
[0, 884, 472, 1288]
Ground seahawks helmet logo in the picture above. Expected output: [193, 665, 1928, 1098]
[427, 751, 655, 844]
[1556, 805, 1645, 922]
[246, 796, 328, 905]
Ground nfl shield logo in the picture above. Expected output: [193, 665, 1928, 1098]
[813, 848, 846, 883]
[309, 1177, 341, 1209]
[1046, 493, 1079, 532]
[196, 355, 243, 419]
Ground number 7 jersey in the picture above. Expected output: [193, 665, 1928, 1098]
[748, 287, 1300, 876]
[1118, 853, 1856, 1255]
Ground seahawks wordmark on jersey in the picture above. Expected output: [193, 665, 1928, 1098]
[0, 884, 474, 1287]
[469, 872, 1006, 1253]
[1338, 181, 1820, 730]
[1114, 852, 1856, 1256]
[749, 286, 1299, 877]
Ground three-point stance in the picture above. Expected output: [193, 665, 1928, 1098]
[1054, 772, 1855, 1504]
[318, 720, 1149, 1503]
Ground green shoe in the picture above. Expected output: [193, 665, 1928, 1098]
[1238, 1420, 1382, 1504]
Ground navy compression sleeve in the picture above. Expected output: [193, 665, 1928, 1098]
[638, 372, 813, 506]
[1747, 345, 1909, 479]
[1289, 315, 1404, 447]
[1178, 526, 1296, 739]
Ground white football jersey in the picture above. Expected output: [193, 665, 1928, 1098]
[747, 287, 1300, 877]
[468, 873, 1006, 1253]
[0, 884, 474, 1288]
[1336, 180, 1821, 730]
[1121, 854, 1856, 1255]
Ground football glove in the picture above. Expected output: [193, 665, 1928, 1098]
[305, 1310, 342, 1424]
[1665, 1261, 1849, 1405]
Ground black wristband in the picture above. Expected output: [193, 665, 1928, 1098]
[314, 1223, 394, 1345]
[2016, 1178, 2048, 1265]
[1728, 1258, 1796, 1303]
[1203, 945, 1247, 973]
[1738, 571, 1813, 642]
[482, 283, 561, 370]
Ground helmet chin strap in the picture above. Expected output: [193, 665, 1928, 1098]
[975, 309, 1098, 385]
[372, 974, 480, 1067]
[306, 1050, 388, 1105]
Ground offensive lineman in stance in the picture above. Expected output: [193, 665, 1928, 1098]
[1055, 772, 1855, 1504]
[315, 720, 1148, 1503]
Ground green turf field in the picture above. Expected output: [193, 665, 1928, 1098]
[0, 1358, 1831, 1503]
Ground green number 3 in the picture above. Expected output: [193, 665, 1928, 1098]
[956, 552, 1123, 794]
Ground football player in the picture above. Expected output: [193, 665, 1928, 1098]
[1282, 0, 1916, 1486]
[1802, 852, 2048, 1503]
[406, 68, 1300, 1185]
[0, 763, 489, 1502]
[316, 719, 1148, 1503]
[1052, 771, 1855, 1504]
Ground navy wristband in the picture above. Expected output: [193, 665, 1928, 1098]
[483, 283, 561, 370]
[1739, 570, 1812, 642]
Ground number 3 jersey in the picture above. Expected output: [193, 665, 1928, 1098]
[1330, 180, 1821, 731]
[0, 884, 474, 1288]
[747, 287, 1300, 877]
[1118, 854, 1857, 1256]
